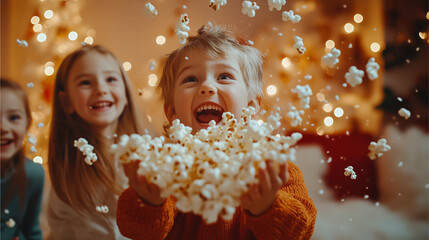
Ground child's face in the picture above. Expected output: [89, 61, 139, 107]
[1, 89, 28, 161]
[166, 49, 255, 133]
[64, 52, 128, 130]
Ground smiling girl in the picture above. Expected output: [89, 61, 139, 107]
[47, 45, 152, 239]
[1, 79, 45, 240]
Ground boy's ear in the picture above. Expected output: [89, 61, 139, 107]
[248, 96, 262, 113]
[58, 91, 74, 114]
[164, 104, 175, 122]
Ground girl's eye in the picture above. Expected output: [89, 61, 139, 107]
[183, 76, 197, 83]
[9, 114, 21, 121]
[218, 74, 232, 80]
[107, 77, 117, 82]
[78, 80, 91, 86]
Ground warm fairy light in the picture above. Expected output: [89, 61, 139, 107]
[419, 32, 427, 40]
[123, 62, 132, 71]
[334, 107, 344, 117]
[426, 11, 429, 20]
[266, 85, 277, 95]
[325, 40, 335, 49]
[354, 14, 363, 23]
[45, 61, 54, 67]
[156, 35, 166, 45]
[37, 33, 47, 42]
[84, 36, 94, 45]
[68, 31, 78, 41]
[316, 126, 324, 136]
[316, 93, 325, 102]
[33, 24, 42, 32]
[147, 115, 152, 122]
[44, 66, 54, 76]
[370, 42, 381, 52]
[344, 23, 354, 33]
[324, 116, 334, 127]
[281, 57, 292, 69]
[322, 103, 333, 112]
[33, 156, 43, 164]
[148, 74, 158, 87]
[44, 10, 54, 19]
[31, 16, 40, 24]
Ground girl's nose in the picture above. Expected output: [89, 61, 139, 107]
[199, 81, 216, 95]
[96, 82, 108, 96]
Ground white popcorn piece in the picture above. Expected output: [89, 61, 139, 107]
[268, 0, 286, 11]
[344, 166, 357, 180]
[321, 47, 341, 69]
[16, 39, 28, 47]
[95, 205, 109, 214]
[291, 84, 313, 109]
[112, 107, 301, 224]
[398, 108, 411, 120]
[6, 218, 15, 228]
[366, 58, 380, 80]
[242, 1, 260, 18]
[74, 138, 98, 165]
[282, 10, 301, 23]
[368, 138, 391, 160]
[287, 106, 304, 127]
[293, 36, 306, 54]
[144, 2, 158, 17]
[345, 66, 364, 87]
[175, 14, 190, 45]
[209, 0, 227, 11]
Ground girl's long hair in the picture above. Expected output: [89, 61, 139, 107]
[1, 78, 33, 211]
[48, 45, 152, 213]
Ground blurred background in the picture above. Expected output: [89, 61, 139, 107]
[1, 0, 428, 239]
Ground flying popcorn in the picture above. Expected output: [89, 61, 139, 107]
[321, 47, 341, 69]
[144, 2, 158, 17]
[287, 106, 304, 127]
[242, 1, 259, 18]
[291, 84, 313, 109]
[175, 14, 190, 44]
[398, 108, 411, 119]
[366, 58, 380, 80]
[74, 138, 98, 165]
[368, 138, 391, 160]
[282, 10, 301, 23]
[96, 205, 109, 214]
[293, 36, 306, 54]
[345, 66, 364, 87]
[111, 107, 302, 224]
[6, 218, 15, 228]
[16, 39, 28, 47]
[344, 166, 357, 180]
[209, 0, 227, 11]
[268, 0, 286, 11]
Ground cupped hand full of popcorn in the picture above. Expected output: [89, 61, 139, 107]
[112, 107, 302, 224]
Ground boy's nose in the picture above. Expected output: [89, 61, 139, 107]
[199, 82, 216, 95]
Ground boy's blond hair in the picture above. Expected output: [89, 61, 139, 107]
[157, 24, 264, 112]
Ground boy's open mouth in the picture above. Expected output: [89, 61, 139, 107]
[194, 103, 224, 124]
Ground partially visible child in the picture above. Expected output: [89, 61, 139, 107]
[1, 78, 45, 240]
[47, 45, 152, 239]
[117, 24, 317, 239]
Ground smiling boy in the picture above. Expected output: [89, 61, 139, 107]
[117, 24, 316, 240]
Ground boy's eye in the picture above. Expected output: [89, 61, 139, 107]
[183, 76, 197, 83]
[9, 114, 21, 121]
[218, 73, 233, 80]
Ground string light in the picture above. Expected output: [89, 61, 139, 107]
[426, 11, 429, 20]
[316, 126, 324, 136]
[370, 42, 380, 52]
[344, 23, 354, 33]
[84, 36, 94, 45]
[325, 40, 335, 49]
[316, 93, 325, 102]
[33, 24, 42, 32]
[148, 74, 158, 87]
[44, 66, 54, 76]
[33, 156, 43, 164]
[156, 35, 166, 45]
[322, 103, 333, 112]
[418, 32, 427, 40]
[68, 31, 78, 41]
[31, 16, 40, 24]
[281, 57, 292, 69]
[353, 14, 363, 23]
[44, 10, 54, 19]
[266, 85, 277, 95]
[123, 62, 132, 71]
[334, 107, 344, 117]
[324, 116, 334, 126]
[37, 33, 47, 42]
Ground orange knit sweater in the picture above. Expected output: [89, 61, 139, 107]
[117, 162, 317, 240]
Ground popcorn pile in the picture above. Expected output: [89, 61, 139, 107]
[291, 84, 313, 109]
[287, 106, 304, 127]
[144, 2, 158, 17]
[74, 138, 98, 165]
[368, 138, 391, 160]
[293, 36, 306, 54]
[321, 47, 341, 69]
[365, 58, 380, 80]
[344, 166, 357, 180]
[282, 10, 301, 24]
[111, 107, 302, 224]
[398, 108, 411, 119]
[209, 0, 227, 11]
[242, 1, 260, 18]
[345, 66, 364, 87]
[175, 14, 190, 44]
[268, 0, 286, 11]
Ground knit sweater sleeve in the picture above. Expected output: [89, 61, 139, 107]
[245, 162, 317, 240]
[116, 188, 176, 240]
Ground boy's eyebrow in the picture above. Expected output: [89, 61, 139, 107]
[177, 65, 193, 79]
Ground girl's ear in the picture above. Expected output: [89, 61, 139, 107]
[248, 96, 261, 113]
[58, 91, 74, 114]
[164, 103, 176, 122]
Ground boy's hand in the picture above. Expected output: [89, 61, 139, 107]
[123, 161, 165, 206]
[240, 160, 289, 216]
